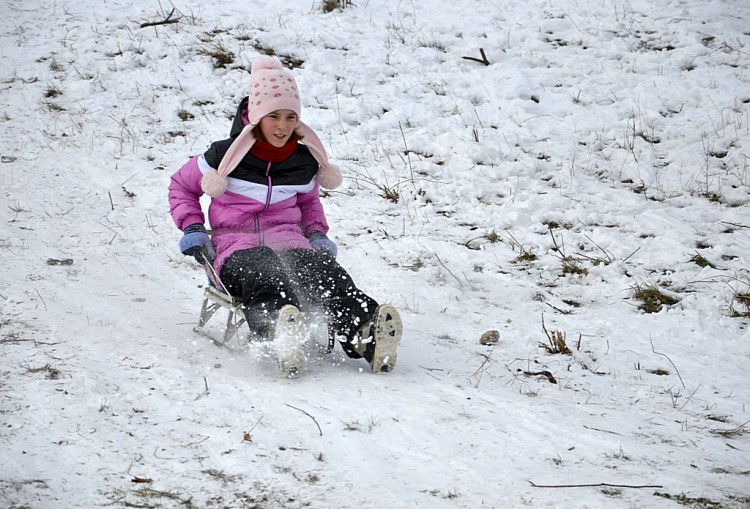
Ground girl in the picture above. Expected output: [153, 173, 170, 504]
[168, 56, 402, 376]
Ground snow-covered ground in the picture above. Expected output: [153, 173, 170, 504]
[2, 0, 749, 507]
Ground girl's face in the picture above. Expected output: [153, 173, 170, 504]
[259, 109, 298, 147]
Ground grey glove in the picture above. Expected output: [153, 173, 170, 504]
[179, 224, 215, 264]
[308, 231, 337, 258]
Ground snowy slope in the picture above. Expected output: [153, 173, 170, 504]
[1, 0, 749, 507]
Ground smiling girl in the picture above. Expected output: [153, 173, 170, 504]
[168, 56, 402, 377]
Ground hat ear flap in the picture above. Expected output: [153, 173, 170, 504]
[316, 162, 343, 190]
[201, 125, 257, 197]
[294, 122, 343, 189]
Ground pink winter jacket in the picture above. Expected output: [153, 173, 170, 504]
[168, 152, 329, 275]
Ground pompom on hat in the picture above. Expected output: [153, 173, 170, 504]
[201, 56, 342, 197]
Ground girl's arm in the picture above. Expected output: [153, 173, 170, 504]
[168, 155, 206, 230]
[297, 181, 329, 235]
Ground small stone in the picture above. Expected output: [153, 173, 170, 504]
[480, 330, 500, 345]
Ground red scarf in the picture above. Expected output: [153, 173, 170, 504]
[250, 139, 298, 162]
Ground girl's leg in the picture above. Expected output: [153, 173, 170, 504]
[220, 246, 300, 336]
[279, 249, 378, 358]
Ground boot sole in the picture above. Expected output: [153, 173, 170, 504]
[371, 304, 402, 373]
[274, 305, 304, 378]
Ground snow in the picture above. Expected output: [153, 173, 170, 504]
[1, 0, 749, 507]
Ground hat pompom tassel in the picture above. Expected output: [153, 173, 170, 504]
[201, 169, 228, 197]
[317, 163, 343, 190]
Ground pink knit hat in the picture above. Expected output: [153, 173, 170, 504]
[201, 56, 343, 197]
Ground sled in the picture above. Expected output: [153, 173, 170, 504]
[194, 285, 247, 346]
[190, 247, 331, 353]
[192, 248, 247, 346]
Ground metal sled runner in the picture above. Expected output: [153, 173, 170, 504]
[193, 247, 247, 346]
[194, 285, 246, 345]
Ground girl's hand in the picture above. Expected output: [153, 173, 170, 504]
[308, 231, 337, 258]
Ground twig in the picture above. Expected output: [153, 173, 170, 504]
[471, 347, 495, 387]
[548, 226, 564, 255]
[398, 121, 415, 186]
[541, 313, 571, 355]
[720, 221, 749, 229]
[650, 337, 685, 388]
[184, 435, 209, 447]
[709, 418, 750, 438]
[462, 48, 491, 66]
[622, 246, 641, 263]
[544, 301, 572, 315]
[580, 233, 614, 264]
[434, 253, 468, 288]
[583, 425, 622, 435]
[285, 404, 322, 436]
[248, 415, 263, 433]
[523, 370, 557, 384]
[35, 289, 48, 311]
[679, 383, 701, 410]
[140, 7, 180, 28]
[529, 481, 663, 489]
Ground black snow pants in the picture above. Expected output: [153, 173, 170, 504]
[220, 246, 378, 358]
